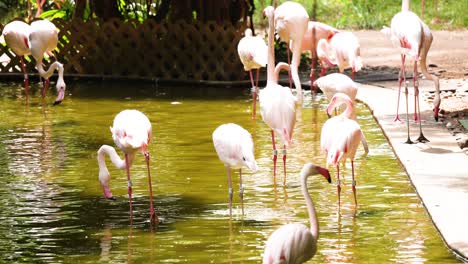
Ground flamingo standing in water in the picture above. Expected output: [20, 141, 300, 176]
[259, 6, 296, 184]
[313, 73, 369, 153]
[97, 110, 157, 224]
[321, 93, 364, 206]
[2, 19, 66, 104]
[274, 1, 309, 104]
[212, 123, 258, 216]
[2, 20, 32, 96]
[29, 19, 66, 105]
[237, 28, 268, 119]
[300, 21, 339, 86]
[262, 163, 331, 264]
[381, 0, 441, 143]
[317, 31, 362, 80]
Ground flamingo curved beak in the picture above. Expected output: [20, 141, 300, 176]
[53, 87, 65, 105]
[316, 166, 332, 183]
[433, 107, 439, 122]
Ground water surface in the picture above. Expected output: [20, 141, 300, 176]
[0, 81, 459, 263]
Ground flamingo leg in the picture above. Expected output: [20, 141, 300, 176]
[144, 152, 158, 225]
[352, 70, 355, 80]
[414, 60, 430, 143]
[249, 70, 256, 119]
[282, 145, 287, 186]
[336, 165, 341, 207]
[227, 165, 233, 217]
[271, 130, 278, 180]
[395, 54, 406, 122]
[125, 154, 133, 219]
[20, 56, 29, 98]
[404, 71, 414, 144]
[351, 160, 357, 206]
[287, 44, 292, 90]
[319, 66, 327, 77]
[42, 78, 50, 99]
[239, 169, 244, 215]
[310, 56, 316, 93]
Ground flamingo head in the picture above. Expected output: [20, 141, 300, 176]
[300, 163, 332, 183]
[241, 150, 258, 173]
[99, 171, 115, 200]
[53, 80, 66, 105]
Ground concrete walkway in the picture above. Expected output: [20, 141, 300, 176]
[355, 82, 468, 262]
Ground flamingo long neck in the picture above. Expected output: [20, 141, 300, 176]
[97, 145, 135, 172]
[338, 99, 355, 119]
[290, 39, 303, 103]
[402, 0, 410, 11]
[301, 174, 319, 240]
[36, 60, 63, 80]
[419, 35, 441, 110]
[266, 9, 276, 86]
[273, 62, 290, 83]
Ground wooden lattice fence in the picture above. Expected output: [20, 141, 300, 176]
[0, 18, 247, 81]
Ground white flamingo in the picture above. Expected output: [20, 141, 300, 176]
[321, 93, 365, 206]
[381, 0, 441, 143]
[274, 1, 309, 104]
[237, 28, 268, 119]
[259, 6, 296, 184]
[29, 19, 66, 105]
[262, 163, 331, 264]
[2, 20, 32, 95]
[212, 123, 258, 216]
[97, 110, 157, 224]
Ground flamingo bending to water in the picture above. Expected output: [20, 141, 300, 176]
[262, 163, 331, 264]
[274, 1, 309, 104]
[321, 93, 365, 206]
[381, 0, 441, 143]
[317, 31, 362, 79]
[237, 28, 268, 119]
[259, 6, 296, 184]
[212, 123, 258, 216]
[97, 110, 157, 224]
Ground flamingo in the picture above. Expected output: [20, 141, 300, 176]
[274, 1, 309, 104]
[2, 21, 32, 97]
[321, 93, 365, 206]
[29, 19, 66, 105]
[212, 123, 258, 216]
[381, 0, 441, 143]
[316, 31, 363, 80]
[237, 28, 268, 119]
[300, 21, 339, 86]
[97, 110, 157, 224]
[259, 6, 296, 184]
[262, 163, 331, 264]
[313, 73, 369, 153]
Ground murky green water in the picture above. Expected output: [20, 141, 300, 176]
[0, 81, 459, 263]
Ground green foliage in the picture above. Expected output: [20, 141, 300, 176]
[253, 0, 467, 30]
[40, 1, 75, 21]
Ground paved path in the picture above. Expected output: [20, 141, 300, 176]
[355, 82, 468, 262]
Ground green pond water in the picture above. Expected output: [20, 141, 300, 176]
[0, 81, 459, 263]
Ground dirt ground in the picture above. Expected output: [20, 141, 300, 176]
[355, 30, 468, 149]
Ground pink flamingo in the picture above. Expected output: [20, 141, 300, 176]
[274, 1, 309, 104]
[313, 73, 369, 153]
[2, 19, 66, 104]
[237, 28, 268, 119]
[317, 31, 362, 79]
[262, 163, 331, 264]
[97, 110, 157, 224]
[29, 19, 66, 105]
[321, 93, 365, 206]
[381, 0, 441, 143]
[259, 6, 296, 184]
[212, 123, 258, 216]
[2, 21, 32, 97]
[300, 21, 339, 86]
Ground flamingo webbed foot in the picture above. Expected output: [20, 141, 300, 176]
[416, 133, 430, 143]
[393, 115, 402, 123]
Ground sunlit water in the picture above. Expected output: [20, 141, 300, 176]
[0, 81, 459, 263]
